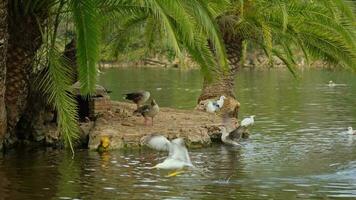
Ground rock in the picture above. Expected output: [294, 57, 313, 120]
[86, 101, 243, 150]
[121, 122, 134, 127]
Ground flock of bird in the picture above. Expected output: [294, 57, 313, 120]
[120, 82, 355, 172]
[122, 90, 255, 171]
[124, 91, 159, 126]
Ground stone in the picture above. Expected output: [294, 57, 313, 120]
[87, 101, 225, 150]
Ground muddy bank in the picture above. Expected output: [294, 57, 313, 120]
[86, 101, 235, 150]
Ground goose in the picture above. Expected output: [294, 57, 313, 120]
[241, 115, 255, 127]
[220, 126, 247, 146]
[124, 91, 150, 109]
[348, 127, 356, 135]
[133, 99, 159, 125]
[141, 135, 194, 170]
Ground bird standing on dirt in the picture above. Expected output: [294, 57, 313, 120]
[216, 95, 226, 108]
[134, 99, 159, 126]
[206, 101, 220, 113]
[124, 91, 150, 109]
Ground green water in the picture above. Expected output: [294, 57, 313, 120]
[1, 68, 356, 200]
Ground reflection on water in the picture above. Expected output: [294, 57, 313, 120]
[1, 69, 356, 199]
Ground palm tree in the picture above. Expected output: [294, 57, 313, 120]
[1, 0, 229, 152]
[198, 0, 356, 114]
[0, 0, 8, 146]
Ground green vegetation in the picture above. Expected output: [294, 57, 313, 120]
[0, 0, 355, 152]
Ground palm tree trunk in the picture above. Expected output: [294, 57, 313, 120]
[198, 36, 243, 118]
[5, 5, 46, 139]
[0, 0, 8, 148]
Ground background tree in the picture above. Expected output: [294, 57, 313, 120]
[198, 0, 356, 114]
[0, 0, 8, 148]
[0, 0, 230, 152]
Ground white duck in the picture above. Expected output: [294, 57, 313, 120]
[142, 135, 194, 169]
[347, 127, 356, 135]
[241, 115, 255, 127]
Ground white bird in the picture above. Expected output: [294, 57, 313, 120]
[206, 101, 220, 113]
[328, 80, 336, 87]
[216, 95, 226, 108]
[240, 115, 255, 127]
[142, 135, 194, 169]
[347, 127, 356, 135]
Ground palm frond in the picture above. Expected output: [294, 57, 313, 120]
[71, 0, 101, 95]
[38, 49, 79, 154]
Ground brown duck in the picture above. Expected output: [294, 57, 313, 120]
[124, 91, 150, 109]
[134, 99, 159, 126]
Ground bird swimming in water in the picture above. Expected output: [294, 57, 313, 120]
[134, 99, 159, 125]
[241, 115, 255, 127]
[141, 135, 194, 170]
[328, 80, 336, 87]
[220, 117, 248, 146]
[347, 127, 356, 135]
[220, 126, 247, 146]
[124, 91, 150, 109]
[216, 95, 226, 108]
[97, 136, 110, 153]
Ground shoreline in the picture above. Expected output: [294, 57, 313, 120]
[87, 101, 234, 151]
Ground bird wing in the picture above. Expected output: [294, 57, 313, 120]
[134, 105, 150, 114]
[124, 92, 144, 102]
[228, 126, 247, 141]
[170, 138, 192, 165]
[144, 135, 171, 152]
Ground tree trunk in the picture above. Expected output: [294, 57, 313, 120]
[4, 3, 46, 144]
[63, 38, 78, 84]
[0, 0, 8, 149]
[198, 36, 243, 118]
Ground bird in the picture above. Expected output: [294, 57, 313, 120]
[133, 99, 159, 125]
[206, 101, 220, 113]
[328, 80, 336, 87]
[220, 126, 247, 146]
[240, 115, 255, 127]
[347, 127, 356, 135]
[216, 95, 226, 108]
[97, 136, 110, 153]
[124, 91, 150, 109]
[141, 135, 194, 170]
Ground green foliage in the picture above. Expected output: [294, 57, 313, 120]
[40, 49, 79, 153]
[15, 0, 231, 150]
[227, 0, 356, 74]
[71, 0, 101, 95]
[99, 0, 230, 74]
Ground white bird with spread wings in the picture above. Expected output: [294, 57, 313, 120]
[142, 135, 194, 169]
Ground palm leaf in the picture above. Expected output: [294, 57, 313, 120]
[71, 0, 101, 95]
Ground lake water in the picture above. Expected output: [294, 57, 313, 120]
[1, 68, 356, 200]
